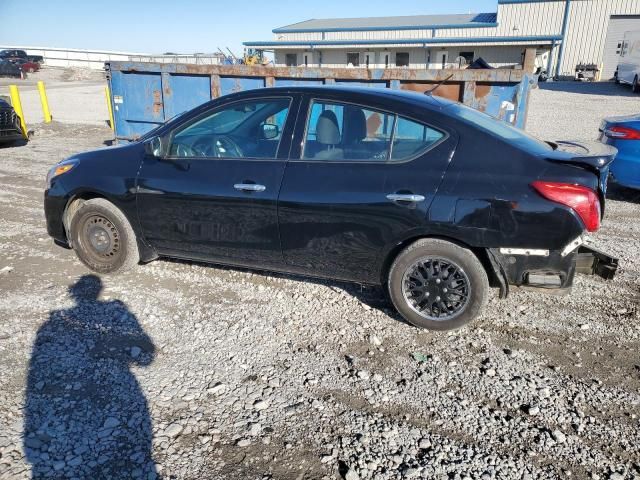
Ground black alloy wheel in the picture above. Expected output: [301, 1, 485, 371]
[402, 257, 470, 320]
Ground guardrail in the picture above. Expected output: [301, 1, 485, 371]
[0, 46, 147, 70]
[128, 54, 225, 65]
[0, 47, 227, 70]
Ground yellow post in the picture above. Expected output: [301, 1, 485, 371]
[37, 81, 52, 123]
[9, 85, 28, 139]
[105, 86, 115, 131]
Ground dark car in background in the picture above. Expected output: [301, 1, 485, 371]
[10, 58, 40, 73]
[44, 86, 618, 330]
[0, 49, 43, 64]
[0, 59, 23, 78]
[0, 97, 24, 144]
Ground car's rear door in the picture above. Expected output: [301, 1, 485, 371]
[136, 94, 300, 267]
[277, 94, 457, 284]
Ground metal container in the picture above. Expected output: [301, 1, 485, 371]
[105, 61, 536, 142]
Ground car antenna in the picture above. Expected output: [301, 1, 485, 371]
[425, 74, 454, 96]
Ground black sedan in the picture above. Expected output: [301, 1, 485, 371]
[44, 86, 618, 330]
[0, 59, 22, 79]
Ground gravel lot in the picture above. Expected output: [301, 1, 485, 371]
[0, 80, 639, 480]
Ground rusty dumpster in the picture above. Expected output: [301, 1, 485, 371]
[105, 61, 536, 142]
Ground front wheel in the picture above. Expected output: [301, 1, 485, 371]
[69, 198, 140, 274]
[388, 239, 489, 330]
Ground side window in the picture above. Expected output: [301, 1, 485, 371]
[391, 117, 445, 161]
[169, 98, 290, 159]
[303, 100, 394, 161]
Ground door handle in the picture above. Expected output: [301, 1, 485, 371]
[386, 193, 425, 203]
[234, 183, 266, 192]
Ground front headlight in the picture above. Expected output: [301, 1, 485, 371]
[46, 158, 79, 188]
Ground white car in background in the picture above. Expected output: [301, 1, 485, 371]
[616, 30, 640, 92]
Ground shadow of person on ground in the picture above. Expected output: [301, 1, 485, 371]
[23, 275, 158, 479]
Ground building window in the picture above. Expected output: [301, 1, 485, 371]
[396, 52, 410, 67]
[347, 52, 360, 67]
[458, 51, 474, 66]
[285, 53, 297, 67]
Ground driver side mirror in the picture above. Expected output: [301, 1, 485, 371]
[143, 136, 164, 158]
[261, 123, 280, 140]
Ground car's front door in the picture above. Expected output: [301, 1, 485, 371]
[277, 96, 456, 284]
[136, 95, 299, 267]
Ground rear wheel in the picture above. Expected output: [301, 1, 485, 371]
[388, 239, 489, 330]
[69, 198, 139, 274]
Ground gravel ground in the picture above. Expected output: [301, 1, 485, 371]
[0, 82, 639, 480]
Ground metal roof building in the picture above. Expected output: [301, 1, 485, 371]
[244, 0, 640, 79]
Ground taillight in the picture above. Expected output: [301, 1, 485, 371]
[603, 125, 640, 140]
[531, 181, 601, 232]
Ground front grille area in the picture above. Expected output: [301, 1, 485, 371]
[0, 109, 17, 128]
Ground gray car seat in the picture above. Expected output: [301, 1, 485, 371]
[314, 110, 344, 160]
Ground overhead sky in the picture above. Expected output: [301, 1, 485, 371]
[1, 0, 498, 55]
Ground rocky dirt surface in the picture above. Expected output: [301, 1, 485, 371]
[0, 83, 639, 480]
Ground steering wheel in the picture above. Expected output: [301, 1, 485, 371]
[172, 143, 198, 158]
[172, 136, 244, 158]
[211, 136, 243, 158]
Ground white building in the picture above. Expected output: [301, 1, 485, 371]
[244, 0, 640, 79]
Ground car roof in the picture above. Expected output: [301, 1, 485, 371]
[232, 85, 456, 110]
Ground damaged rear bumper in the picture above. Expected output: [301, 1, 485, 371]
[487, 240, 618, 296]
[575, 245, 618, 280]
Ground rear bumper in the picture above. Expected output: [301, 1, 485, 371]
[575, 245, 618, 280]
[489, 241, 618, 292]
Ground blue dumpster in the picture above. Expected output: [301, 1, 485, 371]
[106, 61, 536, 142]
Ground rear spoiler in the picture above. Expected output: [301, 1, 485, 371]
[545, 140, 617, 173]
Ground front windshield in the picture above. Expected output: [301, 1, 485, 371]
[449, 103, 553, 153]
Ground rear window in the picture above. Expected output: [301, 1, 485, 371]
[449, 103, 553, 153]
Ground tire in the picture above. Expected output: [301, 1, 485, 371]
[388, 238, 489, 331]
[68, 198, 139, 274]
[633, 76, 640, 94]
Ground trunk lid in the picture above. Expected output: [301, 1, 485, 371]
[544, 140, 617, 197]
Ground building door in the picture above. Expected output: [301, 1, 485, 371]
[434, 50, 449, 69]
[602, 15, 640, 80]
